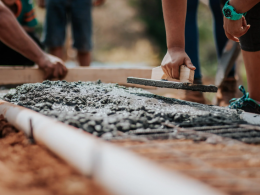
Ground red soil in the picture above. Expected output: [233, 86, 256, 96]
[0, 115, 110, 195]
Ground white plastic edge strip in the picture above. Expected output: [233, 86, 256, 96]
[240, 112, 260, 125]
[0, 100, 223, 195]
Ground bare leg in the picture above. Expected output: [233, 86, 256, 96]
[77, 51, 91, 66]
[49, 47, 63, 60]
[241, 50, 260, 102]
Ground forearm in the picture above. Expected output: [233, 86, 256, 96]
[162, 0, 187, 50]
[229, 0, 260, 13]
[0, 2, 46, 64]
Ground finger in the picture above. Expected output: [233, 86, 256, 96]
[59, 65, 67, 79]
[225, 31, 240, 42]
[57, 65, 63, 80]
[44, 70, 53, 80]
[163, 64, 173, 78]
[53, 65, 60, 79]
[184, 58, 196, 70]
[166, 64, 173, 78]
[241, 25, 250, 36]
[237, 24, 250, 37]
[242, 16, 247, 28]
[161, 65, 171, 79]
[172, 64, 180, 80]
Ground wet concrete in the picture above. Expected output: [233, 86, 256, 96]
[3, 80, 243, 138]
[127, 77, 218, 92]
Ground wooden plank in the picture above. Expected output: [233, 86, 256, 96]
[0, 66, 154, 88]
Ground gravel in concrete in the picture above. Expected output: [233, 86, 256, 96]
[3, 80, 243, 138]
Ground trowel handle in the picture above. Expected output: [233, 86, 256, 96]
[151, 65, 194, 83]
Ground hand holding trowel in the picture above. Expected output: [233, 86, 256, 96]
[155, 51, 196, 83]
[127, 51, 218, 92]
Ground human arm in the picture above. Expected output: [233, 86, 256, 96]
[0, 2, 67, 79]
[222, 0, 260, 42]
[161, 0, 195, 80]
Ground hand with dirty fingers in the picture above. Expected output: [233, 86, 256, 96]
[161, 48, 196, 80]
[223, 16, 250, 42]
[38, 54, 68, 80]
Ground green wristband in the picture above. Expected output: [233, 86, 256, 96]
[222, 0, 247, 21]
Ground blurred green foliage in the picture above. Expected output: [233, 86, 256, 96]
[197, 3, 218, 77]
[130, 0, 167, 55]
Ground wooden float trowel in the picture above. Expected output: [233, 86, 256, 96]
[127, 65, 218, 93]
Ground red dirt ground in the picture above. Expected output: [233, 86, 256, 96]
[0, 115, 110, 195]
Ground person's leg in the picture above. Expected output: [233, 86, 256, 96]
[71, 0, 92, 66]
[49, 47, 63, 59]
[209, 0, 235, 78]
[43, 0, 67, 60]
[241, 51, 260, 102]
[228, 3, 260, 114]
[185, 0, 201, 80]
[209, 0, 237, 106]
[181, 0, 206, 104]
[77, 51, 91, 66]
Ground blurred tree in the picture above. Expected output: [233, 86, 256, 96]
[131, 0, 167, 55]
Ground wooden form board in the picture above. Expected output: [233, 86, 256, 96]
[0, 66, 154, 88]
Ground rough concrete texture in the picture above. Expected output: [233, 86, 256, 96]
[3, 80, 243, 139]
[127, 77, 218, 92]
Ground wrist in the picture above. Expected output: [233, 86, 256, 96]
[36, 53, 49, 68]
[167, 47, 185, 53]
[223, 0, 246, 21]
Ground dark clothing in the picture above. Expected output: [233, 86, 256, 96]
[185, 0, 235, 79]
[239, 3, 260, 52]
[0, 32, 43, 66]
[43, 0, 93, 52]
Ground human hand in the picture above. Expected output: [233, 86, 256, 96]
[161, 47, 195, 80]
[38, 0, 45, 8]
[93, 0, 106, 6]
[38, 54, 68, 80]
[223, 16, 250, 42]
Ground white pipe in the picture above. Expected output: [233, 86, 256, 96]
[240, 112, 260, 125]
[0, 100, 223, 195]
[96, 144, 222, 195]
